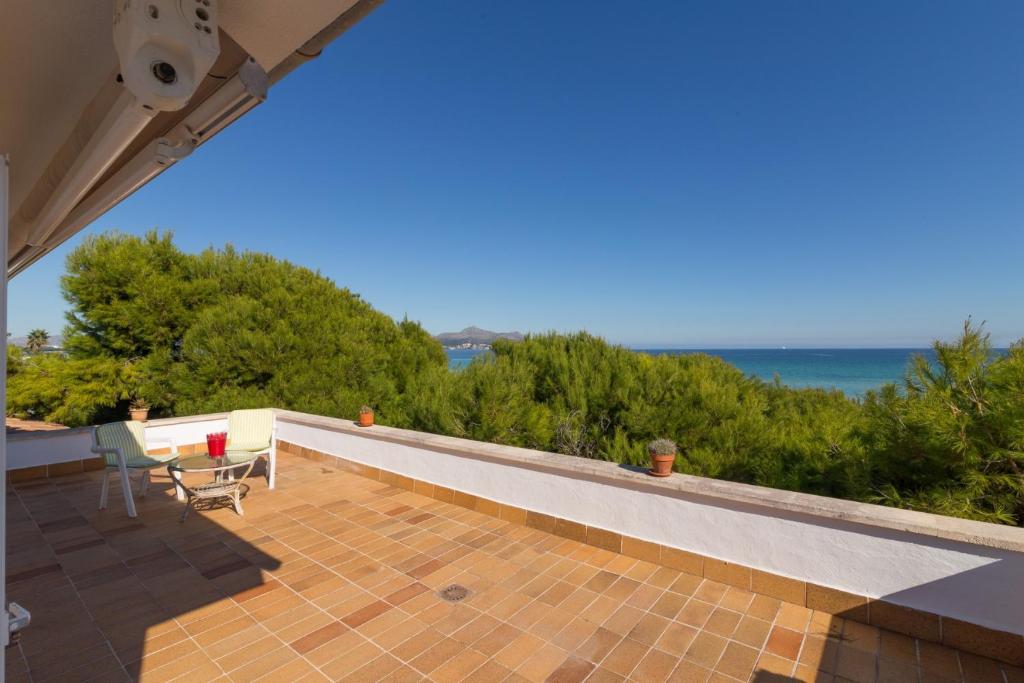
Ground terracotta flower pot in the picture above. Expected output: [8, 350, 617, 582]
[130, 409, 149, 422]
[649, 452, 674, 477]
[358, 411, 374, 427]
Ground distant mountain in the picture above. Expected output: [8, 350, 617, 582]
[9, 335, 64, 349]
[435, 326, 523, 347]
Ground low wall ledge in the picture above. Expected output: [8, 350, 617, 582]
[273, 409, 1024, 554]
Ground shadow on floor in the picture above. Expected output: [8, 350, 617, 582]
[5, 460, 280, 681]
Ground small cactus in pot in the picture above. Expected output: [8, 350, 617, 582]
[358, 405, 374, 427]
[647, 438, 677, 477]
[129, 397, 150, 422]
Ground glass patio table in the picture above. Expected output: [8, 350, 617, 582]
[167, 451, 258, 521]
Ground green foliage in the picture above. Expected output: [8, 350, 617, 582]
[10, 230, 1023, 525]
[62, 231, 207, 359]
[408, 325, 1022, 524]
[10, 230, 445, 427]
[7, 354, 126, 426]
[414, 333, 867, 498]
[861, 322, 1024, 524]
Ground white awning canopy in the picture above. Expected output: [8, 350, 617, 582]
[0, 0, 381, 276]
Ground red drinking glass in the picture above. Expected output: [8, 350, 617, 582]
[206, 432, 227, 457]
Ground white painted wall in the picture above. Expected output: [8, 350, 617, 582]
[277, 419, 1024, 636]
[143, 416, 227, 448]
[7, 429, 93, 469]
[6, 416, 226, 469]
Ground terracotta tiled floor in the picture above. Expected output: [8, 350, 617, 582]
[5, 453, 1021, 682]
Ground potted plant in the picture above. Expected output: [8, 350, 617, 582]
[129, 397, 150, 422]
[647, 438, 677, 477]
[358, 405, 374, 427]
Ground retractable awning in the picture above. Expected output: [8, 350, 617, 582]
[0, 0, 382, 276]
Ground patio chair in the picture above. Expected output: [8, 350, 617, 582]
[92, 421, 178, 518]
[226, 409, 277, 489]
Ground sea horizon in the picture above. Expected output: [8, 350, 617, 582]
[445, 346, 961, 397]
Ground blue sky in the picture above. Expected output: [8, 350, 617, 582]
[10, 1, 1024, 347]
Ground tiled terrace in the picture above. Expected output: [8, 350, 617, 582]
[5, 453, 1020, 683]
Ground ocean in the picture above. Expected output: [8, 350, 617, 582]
[445, 347, 941, 397]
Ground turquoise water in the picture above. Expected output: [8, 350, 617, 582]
[445, 347, 941, 397]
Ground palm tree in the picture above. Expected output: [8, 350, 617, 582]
[26, 329, 49, 354]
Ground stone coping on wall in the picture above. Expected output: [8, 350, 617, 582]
[276, 438, 1024, 667]
[273, 409, 1024, 554]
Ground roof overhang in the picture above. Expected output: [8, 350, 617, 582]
[1, 0, 382, 276]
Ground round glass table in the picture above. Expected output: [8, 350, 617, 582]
[168, 451, 258, 521]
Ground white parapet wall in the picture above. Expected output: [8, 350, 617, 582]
[6, 413, 228, 469]
[274, 409, 1024, 638]
[7, 427, 93, 470]
[142, 413, 228, 448]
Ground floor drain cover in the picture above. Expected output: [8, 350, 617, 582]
[438, 584, 470, 603]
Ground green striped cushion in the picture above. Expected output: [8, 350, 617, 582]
[95, 421, 176, 468]
[227, 409, 273, 452]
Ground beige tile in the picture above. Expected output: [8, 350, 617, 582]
[693, 580, 728, 605]
[806, 583, 869, 622]
[430, 648, 488, 682]
[650, 590, 687, 620]
[657, 622, 698, 658]
[602, 637, 649, 676]
[835, 644, 876, 683]
[703, 608, 741, 638]
[684, 631, 727, 670]
[798, 634, 840, 673]
[878, 629, 918, 664]
[765, 626, 804, 661]
[545, 655, 595, 683]
[918, 640, 961, 675]
[574, 627, 622, 664]
[668, 573, 703, 597]
[628, 612, 671, 647]
[747, 594, 781, 622]
[553, 518, 587, 543]
[517, 643, 571, 682]
[754, 652, 796, 677]
[733, 616, 771, 649]
[702, 558, 750, 590]
[942, 617, 1024, 667]
[842, 619, 880, 654]
[960, 652, 1006, 683]
[632, 647, 679, 681]
[715, 641, 759, 680]
[499, 504, 528, 525]
[621, 536, 661, 563]
[585, 527, 622, 553]
[751, 569, 806, 605]
[677, 599, 715, 629]
[661, 547, 704, 576]
[870, 600, 941, 642]
[775, 601, 813, 632]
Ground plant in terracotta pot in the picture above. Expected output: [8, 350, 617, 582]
[647, 438, 677, 477]
[129, 397, 150, 422]
[358, 405, 374, 427]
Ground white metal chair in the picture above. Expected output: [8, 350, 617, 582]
[91, 421, 178, 518]
[226, 409, 277, 489]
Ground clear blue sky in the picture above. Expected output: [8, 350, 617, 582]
[10, 1, 1024, 347]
